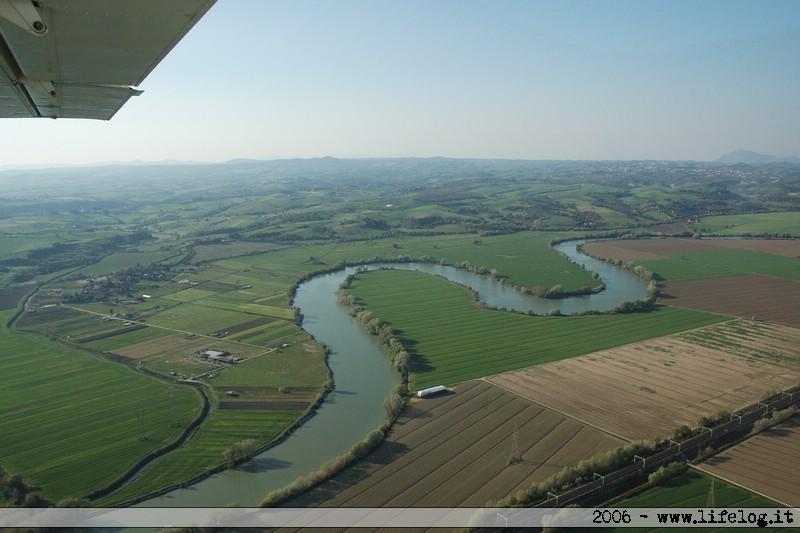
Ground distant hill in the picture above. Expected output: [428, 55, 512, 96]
[718, 150, 800, 164]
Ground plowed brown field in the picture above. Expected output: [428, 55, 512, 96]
[584, 238, 800, 261]
[584, 237, 800, 326]
[700, 416, 800, 506]
[488, 320, 800, 441]
[288, 380, 623, 508]
[661, 275, 800, 326]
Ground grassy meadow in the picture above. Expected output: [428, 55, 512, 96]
[190, 232, 601, 293]
[376, 232, 600, 290]
[0, 326, 201, 501]
[5, 241, 331, 503]
[640, 248, 800, 283]
[696, 211, 800, 236]
[98, 409, 303, 505]
[347, 268, 726, 390]
[609, 469, 785, 533]
[617, 468, 779, 507]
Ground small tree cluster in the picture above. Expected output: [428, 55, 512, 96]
[382, 387, 406, 419]
[222, 438, 258, 468]
[672, 424, 693, 440]
[0, 470, 51, 507]
[696, 410, 731, 429]
[752, 405, 798, 435]
[455, 260, 501, 279]
[647, 462, 686, 486]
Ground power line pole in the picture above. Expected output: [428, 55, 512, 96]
[508, 423, 521, 465]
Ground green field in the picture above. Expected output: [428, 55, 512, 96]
[98, 409, 303, 505]
[199, 232, 600, 294]
[610, 469, 785, 533]
[640, 249, 800, 283]
[82, 250, 178, 277]
[696, 211, 800, 236]
[347, 269, 726, 390]
[5, 256, 328, 504]
[0, 327, 200, 502]
[378, 232, 600, 291]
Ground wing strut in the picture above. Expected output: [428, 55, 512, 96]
[0, 0, 47, 36]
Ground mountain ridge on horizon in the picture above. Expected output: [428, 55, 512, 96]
[717, 150, 800, 164]
[4, 153, 800, 172]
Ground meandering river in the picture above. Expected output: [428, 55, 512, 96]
[139, 240, 647, 507]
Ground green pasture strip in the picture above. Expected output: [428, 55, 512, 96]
[0, 328, 200, 501]
[191, 242, 286, 263]
[70, 299, 169, 316]
[145, 357, 211, 377]
[15, 304, 84, 325]
[230, 322, 301, 346]
[231, 328, 307, 347]
[142, 304, 255, 334]
[368, 232, 600, 291]
[640, 248, 800, 283]
[70, 319, 141, 341]
[18, 308, 174, 349]
[608, 470, 783, 533]
[0, 271, 16, 286]
[616, 469, 780, 508]
[638, 258, 742, 282]
[216, 245, 339, 272]
[160, 287, 219, 303]
[82, 251, 175, 276]
[0, 233, 59, 257]
[201, 288, 276, 304]
[192, 299, 295, 320]
[216, 231, 598, 292]
[211, 345, 329, 389]
[197, 279, 240, 292]
[82, 325, 175, 351]
[98, 409, 301, 506]
[347, 269, 726, 390]
[696, 211, 800, 236]
[16, 311, 100, 338]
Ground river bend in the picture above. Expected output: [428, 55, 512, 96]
[140, 240, 647, 507]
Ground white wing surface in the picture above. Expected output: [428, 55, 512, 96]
[0, 0, 215, 119]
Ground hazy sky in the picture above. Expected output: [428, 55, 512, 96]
[2, 0, 799, 165]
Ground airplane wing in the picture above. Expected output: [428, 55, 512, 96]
[0, 0, 216, 120]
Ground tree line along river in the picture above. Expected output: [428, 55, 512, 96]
[138, 240, 648, 507]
